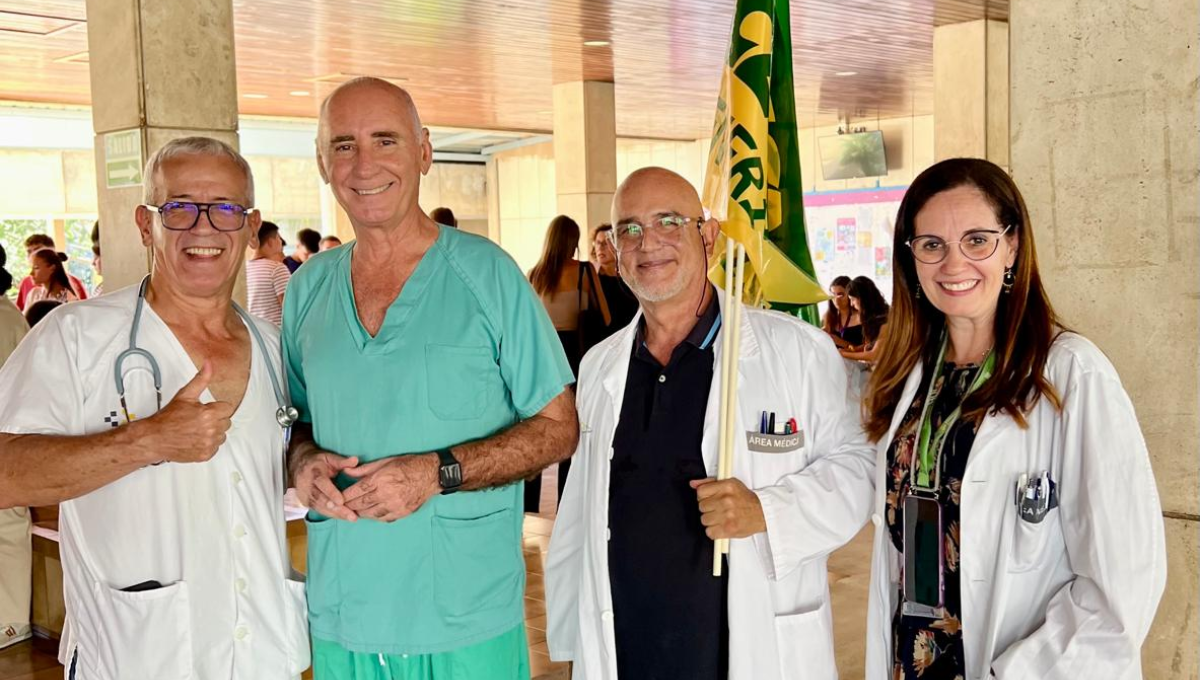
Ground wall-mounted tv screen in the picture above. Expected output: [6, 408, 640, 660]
[818, 131, 888, 180]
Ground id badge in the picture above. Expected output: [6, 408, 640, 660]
[902, 492, 945, 619]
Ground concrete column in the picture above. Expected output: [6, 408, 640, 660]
[84, 0, 240, 293]
[933, 20, 1009, 166]
[553, 81, 617, 248]
[1010, 1, 1199, 677]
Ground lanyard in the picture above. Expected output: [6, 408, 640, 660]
[910, 334, 995, 491]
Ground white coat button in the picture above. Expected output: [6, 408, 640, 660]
[606, 528, 612, 541]
[233, 524, 247, 539]
[658, 374, 667, 383]
[601, 611, 614, 622]
[231, 471, 243, 485]
[608, 447, 615, 461]
[871, 513, 883, 527]
[235, 577, 247, 593]
[234, 626, 248, 640]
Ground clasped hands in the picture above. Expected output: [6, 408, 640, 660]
[291, 446, 441, 522]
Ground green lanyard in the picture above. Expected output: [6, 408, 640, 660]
[911, 334, 995, 490]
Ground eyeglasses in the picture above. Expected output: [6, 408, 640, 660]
[610, 214, 703, 253]
[907, 225, 1012, 265]
[142, 201, 256, 232]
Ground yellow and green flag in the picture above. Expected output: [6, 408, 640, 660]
[704, 0, 826, 324]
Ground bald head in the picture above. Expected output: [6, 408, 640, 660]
[315, 76, 434, 233]
[613, 167, 704, 225]
[610, 166, 718, 306]
[318, 77, 423, 144]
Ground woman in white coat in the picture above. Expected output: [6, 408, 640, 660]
[862, 158, 1165, 680]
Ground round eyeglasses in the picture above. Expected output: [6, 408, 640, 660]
[142, 201, 256, 232]
[907, 225, 1012, 264]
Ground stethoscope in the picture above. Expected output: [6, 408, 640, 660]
[113, 275, 299, 429]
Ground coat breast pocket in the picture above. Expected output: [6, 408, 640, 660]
[1009, 507, 1063, 573]
[744, 429, 808, 487]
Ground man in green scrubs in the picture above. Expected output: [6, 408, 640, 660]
[284, 76, 579, 680]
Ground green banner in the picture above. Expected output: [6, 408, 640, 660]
[704, 0, 825, 325]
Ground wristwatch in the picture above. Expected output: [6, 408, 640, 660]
[436, 448, 463, 494]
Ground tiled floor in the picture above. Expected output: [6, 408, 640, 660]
[0, 462, 872, 680]
[523, 512, 568, 679]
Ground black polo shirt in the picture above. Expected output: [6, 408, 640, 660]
[608, 289, 728, 680]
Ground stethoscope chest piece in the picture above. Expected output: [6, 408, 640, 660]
[276, 406, 299, 428]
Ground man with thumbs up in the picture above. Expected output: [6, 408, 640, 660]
[0, 137, 310, 679]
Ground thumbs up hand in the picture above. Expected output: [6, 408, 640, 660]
[134, 360, 235, 464]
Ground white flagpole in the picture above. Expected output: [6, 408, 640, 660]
[714, 241, 745, 576]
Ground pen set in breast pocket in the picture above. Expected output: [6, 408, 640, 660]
[745, 410, 804, 453]
[1015, 471, 1058, 524]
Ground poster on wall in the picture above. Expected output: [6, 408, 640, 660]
[804, 189, 903, 295]
[836, 218, 855, 253]
[814, 227, 835, 262]
[856, 229, 872, 249]
[875, 247, 892, 279]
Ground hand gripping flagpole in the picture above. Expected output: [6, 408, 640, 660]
[714, 237, 745, 577]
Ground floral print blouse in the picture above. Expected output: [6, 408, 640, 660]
[886, 362, 984, 679]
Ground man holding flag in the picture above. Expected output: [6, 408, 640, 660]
[544, 166, 874, 680]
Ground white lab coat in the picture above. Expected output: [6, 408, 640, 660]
[865, 333, 1166, 680]
[0, 286, 309, 680]
[546, 292, 875, 680]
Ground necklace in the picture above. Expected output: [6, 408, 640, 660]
[949, 345, 993, 367]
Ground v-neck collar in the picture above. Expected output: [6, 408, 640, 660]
[141, 300, 259, 422]
[338, 227, 442, 354]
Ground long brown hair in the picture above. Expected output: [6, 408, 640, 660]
[847, 275, 889, 344]
[529, 215, 580, 295]
[864, 158, 1063, 442]
[822, 275, 852, 333]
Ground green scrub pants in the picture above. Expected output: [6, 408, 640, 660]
[312, 624, 531, 680]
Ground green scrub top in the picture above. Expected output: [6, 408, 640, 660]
[282, 226, 573, 655]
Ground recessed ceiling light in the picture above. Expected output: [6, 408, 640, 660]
[289, 90, 311, 96]
[835, 71, 858, 77]
[583, 40, 610, 47]
[243, 93, 268, 99]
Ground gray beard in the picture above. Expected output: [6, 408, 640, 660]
[620, 266, 689, 303]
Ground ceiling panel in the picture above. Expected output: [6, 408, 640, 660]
[0, 0, 1008, 139]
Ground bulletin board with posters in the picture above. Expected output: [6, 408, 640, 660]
[803, 187, 905, 302]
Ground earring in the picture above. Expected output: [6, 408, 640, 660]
[1002, 267, 1015, 293]
[915, 282, 922, 299]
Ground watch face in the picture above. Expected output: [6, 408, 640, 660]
[440, 462, 463, 490]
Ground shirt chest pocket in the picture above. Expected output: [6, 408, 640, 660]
[425, 344, 500, 420]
